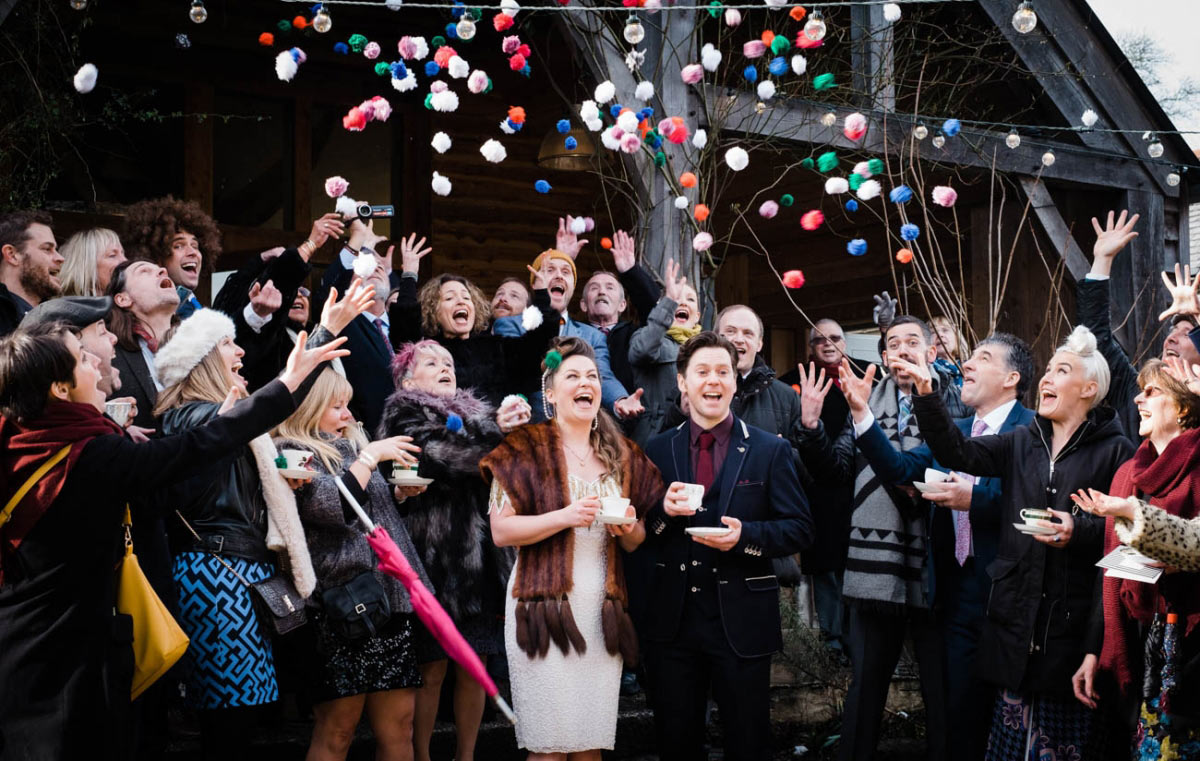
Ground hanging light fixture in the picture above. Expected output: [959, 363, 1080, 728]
[803, 10, 827, 42]
[188, 0, 208, 23]
[69, 0, 88, 9]
[1012, 2, 1037, 34]
[313, 4, 333, 33]
[537, 124, 597, 171]
[912, 123, 928, 140]
[1147, 134, 1164, 158]
[1041, 149, 1056, 166]
[623, 13, 645, 45]
[456, 11, 477, 40]
[931, 134, 945, 148]
[1167, 170, 1181, 187]
[1005, 128, 1021, 149]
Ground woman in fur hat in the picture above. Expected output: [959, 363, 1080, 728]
[379, 339, 530, 761]
[481, 336, 665, 758]
[153, 283, 371, 759]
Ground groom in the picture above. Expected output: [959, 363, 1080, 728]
[642, 331, 813, 761]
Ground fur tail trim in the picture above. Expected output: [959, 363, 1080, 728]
[544, 597, 568, 654]
[601, 598, 619, 656]
[615, 599, 638, 665]
[531, 599, 550, 657]
[560, 597, 587, 654]
[515, 600, 530, 654]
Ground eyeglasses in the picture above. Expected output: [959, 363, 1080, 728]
[297, 287, 311, 299]
[810, 335, 844, 346]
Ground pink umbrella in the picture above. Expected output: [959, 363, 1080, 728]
[335, 478, 516, 724]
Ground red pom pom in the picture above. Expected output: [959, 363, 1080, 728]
[517, 43, 531, 57]
[434, 45, 457, 68]
[293, 15, 308, 29]
[693, 204, 710, 222]
[789, 6, 807, 21]
[258, 32, 275, 46]
[895, 248, 914, 264]
[507, 106, 526, 124]
[600, 237, 613, 249]
[795, 34, 823, 49]
[557, 0, 569, 5]
[343, 107, 367, 132]
[509, 53, 526, 71]
[761, 30, 775, 45]
[493, 13, 514, 31]
[800, 210, 824, 230]
[782, 269, 805, 288]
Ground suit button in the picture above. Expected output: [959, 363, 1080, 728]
[691, 560, 700, 566]
[680, 564, 686, 571]
[690, 586, 698, 593]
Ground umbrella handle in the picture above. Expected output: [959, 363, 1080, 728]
[492, 694, 516, 725]
[334, 474, 377, 533]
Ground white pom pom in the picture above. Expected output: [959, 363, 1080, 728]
[431, 172, 452, 197]
[580, 100, 600, 121]
[275, 52, 298, 82]
[617, 110, 639, 133]
[853, 161, 872, 178]
[585, 118, 603, 132]
[594, 80, 616, 104]
[791, 54, 807, 76]
[521, 305, 543, 331]
[499, 120, 516, 135]
[411, 37, 430, 60]
[73, 63, 98, 94]
[635, 81, 655, 102]
[431, 132, 452, 154]
[882, 3, 901, 22]
[500, 0, 520, 17]
[701, 43, 722, 72]
[352, 252, 378, 279]
[600, 126, 622, 151]
[570, 216, 587, 235]
[756, 80, 776, 100]
[857, 179, 882, 200]
[467, 70, 489, 94]
[391, 71, 417, 92]
[386, 0, 403, 8]
[448, 55, 469, 79]
[763, 0, 785, 8]
[480, 139, 507, 163]
[692, 129, 707, 149]
[724, 146, 749, 171]
[674, 196, 689, 209]
[824, 177, 849, 195]
[431, 90, 459, 112]
[335, 195, 358, 219]
[1081, 109, 1098, 127]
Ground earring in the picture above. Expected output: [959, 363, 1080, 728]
[591, 413, 598, 431]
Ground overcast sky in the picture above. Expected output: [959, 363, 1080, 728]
[1086, 0, 1200, 149]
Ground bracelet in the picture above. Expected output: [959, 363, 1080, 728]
[356, 451, 378, 471]
[299, 239, 316, 257]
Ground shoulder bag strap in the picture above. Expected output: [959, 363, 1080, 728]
[174, 509, 255, 589]
[0, 445, 73, 530]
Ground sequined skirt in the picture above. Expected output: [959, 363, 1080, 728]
[308, 610, 422, 703]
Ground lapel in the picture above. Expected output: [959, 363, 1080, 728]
[358, 314, 391, 364]
[669, 422, 692, 483]
[714, 417, 751, 518]
[999, 401, 1028, 433]
[118, 346, 158, 405]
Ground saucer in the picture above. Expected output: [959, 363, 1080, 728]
[1012, 522, 1056, 536]
[686, 527, 733, 537]
[597, 514, 636, 525]
[389, 473, 433, 486]
[279, 468, 316, 480]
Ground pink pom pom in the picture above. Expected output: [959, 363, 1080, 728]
[343, 107, 366, 132]
[743, 40, 767, 58]
[782, 269, 805, 288]
[430, 80, 449, 94]
[370, 96, 392, 122]
[680, 64, 704, 84]
[724, 8, 742, 26]
[398, 36, 420, 59]
[357, 99, 377, 122]
[692, 232, 714, 252]
[468, 70, 489, 94]
[658, 116, 688, 144]
[502, 35, 522, 54]
[493, 13, 514, 31]
[324, 176, 349, 198]
[619, 132, 642, 153]
[509, 53, 526, 71]
[434, 46, 457, 68]
[758, 200, 779, 219]
[363, 41, 381, 60]
[843, 112, 868, 141]
[800, 210, 824, 231]
[931, 186, 958, 208]
[583, 217, 595, 232]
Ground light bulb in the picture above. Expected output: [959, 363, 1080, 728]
[913, 124, 928, 140]
[1148, 139, 1164, 158]
[932, 135, 945, 148]
[456, 13, 477, 40]
[1005, 129, 1021, 149]
[803, 10, 827, 42]
[756, 101, 766, 114]
[313, 6, 332, 33]
[1167, 171, 1181, 187]
[1041, 149, 1055, 166]
[821, 111, 837, 127]
[189, 0, 207, 23]
[623, 14, 645, 44]
[1012, 2, 1037, 34]
[70, 0, 88, 9]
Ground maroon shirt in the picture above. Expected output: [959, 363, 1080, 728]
[687, 413, 734, 481]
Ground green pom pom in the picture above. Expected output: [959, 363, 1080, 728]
[276, 19, 292, 32]
[779, 193, 794, 207]
[432, 35, 446, 47]
[374, 62, 390, 76]
[848, 173, 864, 191]
[816, 151, 839, 172]
[274, 454, 287, 469]
[424, 93, 434, 110]
[867, 158, 884, 175]
[517, 393, 527, 402]
[485, 77, 494, 93]
[800, 158, 815, 170]
[770, 35, 791, 55]
[348, 33, 368, 53]
[813, 72, 836, 91]
[544, 350, 562, 371]
[707, 0, 723, 18]
[654, 151, 666, 167]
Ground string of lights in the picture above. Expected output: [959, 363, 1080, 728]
[274, 0, 976, 9]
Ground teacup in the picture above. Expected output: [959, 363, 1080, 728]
[680, 483, 705, 511]
[600, 496, 631, 518]
[923, 468, 953, 485]
[1020, 508, 1053, 525]
[104, 400, 132, 427]
[280, 449, 314, 471]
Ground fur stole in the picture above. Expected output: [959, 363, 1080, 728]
[248, 434, 317, 598]
[378, 386, 492, 435]
[479, 421, 665, 664]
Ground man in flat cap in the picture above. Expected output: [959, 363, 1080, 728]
[22, 295, 122, 398]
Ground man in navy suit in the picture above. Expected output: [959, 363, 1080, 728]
[848, 332, 1035, 759]
[642, 331, 813, 761]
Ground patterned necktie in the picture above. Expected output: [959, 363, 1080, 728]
[696, 431, 716, 491]
[898, 393, 914, 432]
[373, 317, 394, 357]
[954, 418, 990, 565]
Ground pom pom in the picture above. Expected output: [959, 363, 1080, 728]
[507, 104, 526, 124]
[674, 196, 689, 209]
[552, 118, 570, 135]
[889, 185, 913, 203]
[812, 72, 836, 90]
[845, 199, 859, 212]
[800, 210, 824, 231]
[432, 171, 452, 196]
[535, 180, 551, 194]
[942, 118, 961, 137]
[343, 106, 367, 131]
[816, 151, 838, 172]
[782, 269, 805, 288]
[931, 186, 958, 208]
[609, 104, 623, 118]
[800, 157, 814, 169]
[692, 128, 708, 149]
[493, 12, 514, 31]
[349, 34, 368, 53]
[594, 80, 616, 103]
[1081, 109, 1098, 128]
[693, 204, 710, 222]
[883, 3, 901, 22]
[389, 61, 409, 80]
[743, 40, 767, 58]
[619, 132, 642, 153]
[847, 239, 868, 256]
[758, 200, 779, 219]
[849, 173, 864, 191]
[569, 217, 587, 235]
[767, 56, 788, 76]
[796, 33, 823, 50]
[742, 65, 758, 83]
[543, 349, 563, 370]
[600, 126, 621, 150]
[352, 252, 378, 279]
[448, 55, 469, 79]
[789, 5, 806, 20]
[579, 100, 599, 122]
[335, 196, 358, 219]
[275, 51, 299, 81]
[334, 42, 350, 55]
[292, 15, 308, 28]
[779, 193, 794, 207]
[895, 248, 913, 264]
[660, 116, 688, 144]
[445, 413, 464, 432]
[501, 35, 521, 54]
[791, 54, 807, 75]
[825, 177, 849, 195]
[618, 110, 639, 133]
[424, 60, 441, 76]
[480, 139, 507, 163]
[600, 237, 613, 249]
[724, 146, 749, 171]
[73, 62, 99, 95]
[431, 90, 459, 112]
[433, 45, 458, 67]
[843, 112, 868, 141]
[501, 0, 520, 17]
[900, 223, 920, 241]
[392, 70, 417, 92]
[701, 43, 722, 72]
[857, 179, 882, 200]
[324, 176, 349, 198]
[364, 41, 381, 59]
[725, 8, 742, 26]
[369, 96, 392, 122]
[521, 305, 543, 331]
[692, 232, 714, 252]
[771, 35, 792, 56]
[258, 32, 275, 46]
[430, 132, 452, 154]
[565, 136, 578, 150]
[398, 36, 429, 60]
[756, 80, 776, 100]
[681, 64, 704, 84]
[679, 171, 698, 188]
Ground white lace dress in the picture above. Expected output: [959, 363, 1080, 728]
[489, 474, 625, 753]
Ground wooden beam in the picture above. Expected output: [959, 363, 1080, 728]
[850, 4, 895, 112]
[183, 83, 214, 214]
[1017, 177, 1090, 281]
[1110, 189, 1168, 360]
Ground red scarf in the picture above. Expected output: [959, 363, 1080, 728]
[0, 402, 123, 583]
[132, 321, 159, 353]
[1100, 428, 1200, 696]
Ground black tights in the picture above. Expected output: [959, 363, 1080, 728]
[198, 705, 259, 761]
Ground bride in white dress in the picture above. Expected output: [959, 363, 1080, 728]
[483, 338, 664, 760]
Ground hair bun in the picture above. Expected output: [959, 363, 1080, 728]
[1063, 325, 1098, 357]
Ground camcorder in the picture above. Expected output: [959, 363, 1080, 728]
[356, 203, 394, 220]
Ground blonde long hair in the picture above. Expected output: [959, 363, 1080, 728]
[273, 368, 369, 472]
[60, 227, 121, 297]
[153, 348, 230, 417]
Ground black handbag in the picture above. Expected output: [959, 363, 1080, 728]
[320, 571, 391, 640]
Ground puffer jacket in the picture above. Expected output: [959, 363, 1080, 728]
[912, 393, 1134, 695]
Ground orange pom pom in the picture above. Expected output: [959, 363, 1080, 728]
[761, 30, 775, 45]
[789, 5, 807, 22]
[693, 204, 710, 222]
[600, 237, 613, 249]
[679, 172, 697, 188]
[258, 32, 275, 46]
[293, 15, 308, 29]
[895, 248, 914, 264]
[507, 106, 526, 124]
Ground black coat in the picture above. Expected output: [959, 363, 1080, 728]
[1075, 278, 1142, 442]
[793, 393, 855, 575]
[0, 283, 29, 339]
[601, 264, 661, 393]
[911, 393, 1134, 695]
[0, 381, 296, 761]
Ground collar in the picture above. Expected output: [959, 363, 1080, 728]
[370, 309, 390, 328]
[974, 399, 1018, 434]
[10, 291, 32, 315]
[689, 412, 734, 448]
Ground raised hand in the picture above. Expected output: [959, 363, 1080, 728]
[555, 216, 589, 259]
[1070, 488, 1135, 520]
[1162, 356, 1200, 396]
[888, 355, 933, 395]
[1158, 262, 1200, 322]
[217, 384, 244, 415]
[610, 230, 636, 273]
[1091, 209, 1140, 267]
[399, 232, 432, 274]
[872, 291, 897, 329]
[797, 362, 833, 429]
[839, 359, 877, 421]
[663, 259, 687, 304]
[614, 388, 646, 419]
[496, 395, 532, 431]
[526, 263, 547, 292]
[320, 278, 376, 336]
[309, 212, 346, 249]
[279, 331, 350, 392]
[248, 279, 283, 318]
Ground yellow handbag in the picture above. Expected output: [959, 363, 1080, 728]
[117, 505, 190, 700]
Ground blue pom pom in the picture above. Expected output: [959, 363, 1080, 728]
[768, 56, 788, 76]
[445, 23, 459, 39]
[424, 60, 440, 76]
[535, 180, 552, 194]
[847, 239, 868, 256]
[451, 1, 465, 18]
[638, 107, 654, 121]
[565, 136, 578, 150]
[609, 104, 623, 118]
[390, 60, 407, 78]
[743, 65, 758, 83]
[556, 119, 571, 134]
[900, 223, 920, 241]
[333, 41, 349, 55]
[310, 3, 324, 14]
[845, 199, 858, 212]
[647, 133, 662, 149]
[519, 63, 531, 78]
[506, 118, 524, 132]
[889, 185, 913, 204]
[291, 47, 304, 61]
[446, 413, 464, 432]
[942, 118, 961, 137]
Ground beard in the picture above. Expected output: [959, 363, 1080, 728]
[20, 263, 61, 303]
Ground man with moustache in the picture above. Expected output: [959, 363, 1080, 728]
[642, 331, 812, 761]
[0, 211, 64, 337]
[490, 277, 530, 320]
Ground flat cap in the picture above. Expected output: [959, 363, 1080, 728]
[21, 296, 114, 329]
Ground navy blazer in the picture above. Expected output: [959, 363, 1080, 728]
[642, 415, 813, 658]
[854, 401, 1034, 604]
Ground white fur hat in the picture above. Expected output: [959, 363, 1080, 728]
[155, 309, 236, 389]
